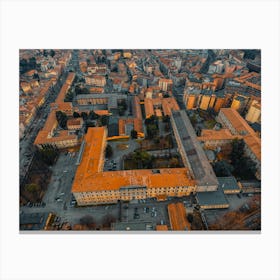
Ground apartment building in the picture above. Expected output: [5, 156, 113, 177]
[217, 108, 261, 179]
[71, 127, 196, 206]
[144, 97, 180, 119]
[158, 78, 173, 91]
[245, 100, 261, 123]
[85, 75, 106, 87]
[67, 118, 83, 130]
[34, 111, 80, 149]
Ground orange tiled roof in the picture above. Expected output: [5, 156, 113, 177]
[94, 110, 110, 116]
[220, 108, 261, 160]
[72, 168, 194, 193]
[144, 97, 180, 118]
[51, 102, 73, 113]
[72, 128, 194, 193]
[67, 118, 83, 126]
[220, 108, 258, 136]
[168, 202, 190, 231]
[118, 118, 143, 135]
[156, 225, 168, 231]
[198, 129, 242, 141]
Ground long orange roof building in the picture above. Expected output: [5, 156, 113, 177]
[71, 127, 195, 194]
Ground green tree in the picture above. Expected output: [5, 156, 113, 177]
[73, 112, 80, 118]
[89, 110, 99, 120]
[81, 87, 90, 95]
[230, 139, 245, 167]
[25, 183, 41, 193]
[38, 147, 59, 165]
[132, 150, 152, 169]
[50, 49, 55, 57]
[230, 139, 257, 179]
[212, 160, 234, 177]
[162, 115, 170, 123]
[130, 129, 138, 139]
[81, 112, 88, 120]
[100, 115, 108, 126]
[55, 111, 68, 129]
[80, 215, 96, 230]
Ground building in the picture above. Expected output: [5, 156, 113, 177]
[119, 118, 144, 138]
[158, 78, 173, 91]
[85, 75, 106, 87]
[217, 108, 261, 179]
[171, 110, 219, 192]
[33, 72, 80, 149]
[167, 202, 190, 231]
[199, 93, 212, 110]
[20, 212, 50, 230]
[144, 97, 180, 119]
[34, 111, 80, 149]
[197, 129, 242, 151]
[218, 176, 240, 194]
[75, 93, 127, 112]
[156, 225, 169, 231]
[213, 94, 226, 113]
[67, 118, 83, 130]
[245, 101, 261, 123]
[71, 127, 196, 206]
[196, 185, 229, 209]
[230, 95, 247, 113]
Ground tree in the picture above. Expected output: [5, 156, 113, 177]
[24, 183, 41, 201]
[212, 160, 234, 177]
[162, 115, 170, 123]
[230, 139, 245, 167]
[55, 111, 68, 129]
[102, 214, 116, 228]
[230, 139, 257, 179]
[100, 115, 108, 126]
[81, 87, 90, 95]
[187, 213, 194, 223]
[80, 215, 96, 230]
[81, 112, 88, 121]
[105, 144, 113, 158]
[132, 150, 152, 169]
[43, 50, 48, 57]
[130, 129, 138, 139]
[25, 183, 41, 193]
[89, 110, 99, 120]
[73, 112, 80, 118]
[50, 49, 55, 57]
[146, 123, 158, 139]
[38, 147, 59, 165]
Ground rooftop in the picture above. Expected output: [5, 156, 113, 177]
[171, 110, 218, 189]
[167, 202, 190, 231]
[198, 129, 242, 141]
[72, 128, 194, 192]
[196, 185, 229, 208]
[217, 176, 240, 191]
[220, 108, 261, 160]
